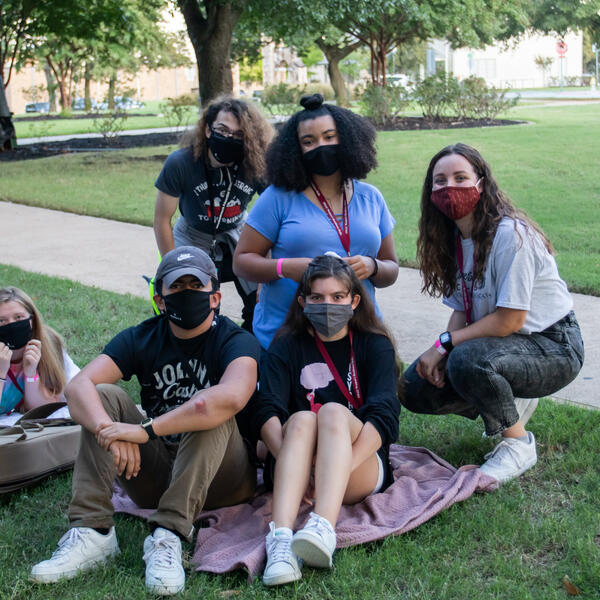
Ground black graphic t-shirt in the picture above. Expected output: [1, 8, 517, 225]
[154, 147, 263, 234]
[255, 330, 400, 452]
[103, 314, 260, 419]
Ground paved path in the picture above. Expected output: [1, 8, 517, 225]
[1, 201, 597, 409]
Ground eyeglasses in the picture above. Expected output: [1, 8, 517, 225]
[212, 124, 244, 141]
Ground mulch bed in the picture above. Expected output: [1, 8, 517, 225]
[0, 131, 181, 162]
[370, 116, 525, 130]
[1, 117, 525, 162]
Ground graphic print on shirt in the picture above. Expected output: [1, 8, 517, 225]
[203, 190, 242, 220]
[142, 357, 210, 417]
[299, 362, 353, 413]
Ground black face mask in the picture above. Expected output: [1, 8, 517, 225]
[161, 289, 213, 330]
[302, 144, 340, 176]
[0, 318, 33, 349]
[208, 129, 244, 165]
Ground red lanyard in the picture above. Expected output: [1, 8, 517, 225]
[313, 329, 363, 410]
[7, 369, 24, 394]
[310, 181, 350, 256]
[455, 232, 474, 325]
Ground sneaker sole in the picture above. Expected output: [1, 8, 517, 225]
[146, 581, 185, 596]
[291, 534, 332, 569]
[30, 549, 120, 583]
[263, 569, 302, 586]
[480, 455, 537, 484]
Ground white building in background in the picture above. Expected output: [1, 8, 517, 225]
[429, 31, 583, 88]
[262, 43, 308, 86]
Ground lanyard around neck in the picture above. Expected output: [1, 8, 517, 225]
[455, 231, 474, 325]
[310, 180, 350, 256]
[208, 165, 236, 258]
[312, 329, 362, 410]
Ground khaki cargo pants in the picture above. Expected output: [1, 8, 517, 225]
[68, 384, 256, 540]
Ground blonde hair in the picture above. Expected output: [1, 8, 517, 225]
[0, 287, 66, 395]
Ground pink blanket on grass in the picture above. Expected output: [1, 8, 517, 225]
[112, 444, 497, 579]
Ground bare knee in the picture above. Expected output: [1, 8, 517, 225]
[317, 402, 351, 435]
[284, 410, 317, 439]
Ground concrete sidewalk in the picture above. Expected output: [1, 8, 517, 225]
[1, 201, 597, 409]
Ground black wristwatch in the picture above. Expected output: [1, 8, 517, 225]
[140, 417, 158, 440]
[439, 331, 454, 353]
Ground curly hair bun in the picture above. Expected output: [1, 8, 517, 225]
[299, 93, 324, 111]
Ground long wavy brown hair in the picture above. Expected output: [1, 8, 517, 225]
[181, 95, 273, 183]
[0, 287, 66, 396]
[417, 143, 553, 298]
[275, 255, 403, 398]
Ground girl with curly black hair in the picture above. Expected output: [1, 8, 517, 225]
[153, 95, 273, 331]
[233, 94, 399, 349]
[402, 143, 583, 484]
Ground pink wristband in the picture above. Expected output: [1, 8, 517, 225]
[25, 373, 39, 383]
[276, 258, 285, 279]
[434, 339, 448, 356]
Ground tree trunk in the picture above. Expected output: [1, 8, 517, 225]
[44, 65, 57, 112]
[178, 0, 243, 106]
[315, 39, 362, 107]
[0, 74, 17, 150]
[84, 62, 92, 111]
[108, 72, 117, 110]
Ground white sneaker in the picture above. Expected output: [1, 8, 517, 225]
[514, 397, 539, 427]
[263, 523, 302, 586]
[143, 528, 185, 596]
[479, 432, 537, 483]
[30, 527, 120, 583]
[291, 512, 336, 568]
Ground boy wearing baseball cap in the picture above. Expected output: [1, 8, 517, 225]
[31, 247, 260, 595]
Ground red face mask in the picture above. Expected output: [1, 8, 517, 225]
[431, 184, 480, 220]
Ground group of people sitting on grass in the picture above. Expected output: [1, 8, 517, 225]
[1, 94, 584, 595]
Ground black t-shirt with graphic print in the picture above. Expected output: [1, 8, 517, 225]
[255, 329, 401, 467]
[154, 146, 263, 234]
[103, 314, 260, 421]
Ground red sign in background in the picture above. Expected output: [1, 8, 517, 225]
[556, 40, 568, 56]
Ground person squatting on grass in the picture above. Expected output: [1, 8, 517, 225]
[402, 143, 584, 484]
[0, 286, 79, 415]
[233, 93, 399, 349]
[153, 96, 273, 332]
[30, 247, 260, 596]
[253, 255, 401, 586]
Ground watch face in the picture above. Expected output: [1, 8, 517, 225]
[440, 332, 450, 344]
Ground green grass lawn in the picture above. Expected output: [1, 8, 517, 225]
[1, 102, 599, 294]
[0, 265, 599, 599]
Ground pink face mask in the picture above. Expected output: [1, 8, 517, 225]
[431, 181, 481, 220]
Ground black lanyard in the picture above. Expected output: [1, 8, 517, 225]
[207, 164, 237, 260]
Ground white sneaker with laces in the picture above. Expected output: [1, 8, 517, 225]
[263, 523, 302, 586]
[30, 526, 120, 583]
[479, 431, 537, 483]
[291, 512, 336, 568]
[514, 397, 539, 427]
[143, 527, 185, 596]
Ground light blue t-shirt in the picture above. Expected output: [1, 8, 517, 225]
[246, 180, 396, 348]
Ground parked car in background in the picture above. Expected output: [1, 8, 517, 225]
[252, 90, 263, 102]
[72, 97, 100, 111]
[386, 74, 414, 90]
[25, 102, 50, 113]
[98, 96, 145, 111]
